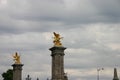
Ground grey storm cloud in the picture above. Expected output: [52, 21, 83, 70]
[0, 0, 120, 33]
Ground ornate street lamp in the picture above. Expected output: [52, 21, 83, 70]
[97, 68, 104, 80]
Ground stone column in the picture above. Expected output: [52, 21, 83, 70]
[113, 68, 119, 80]
[12, 64, 23, 80]
[49, 46, 66, 80]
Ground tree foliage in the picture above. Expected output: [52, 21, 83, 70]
[2, 69, 13, 80]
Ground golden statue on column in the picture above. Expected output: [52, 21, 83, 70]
[13, 52, 21, 64]
[53, 32, 63, 47]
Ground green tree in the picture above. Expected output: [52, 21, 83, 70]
[2, 69, 13, 80]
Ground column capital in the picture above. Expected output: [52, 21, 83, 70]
[49, 46, 66, 51]
[12, 64, 24, 70]
[49, 46, 66, 56]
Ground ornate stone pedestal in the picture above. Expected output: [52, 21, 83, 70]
[49, 46, 66, 80]
[12, 64, 23, 80]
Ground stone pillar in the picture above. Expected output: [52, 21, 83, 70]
[49, 46, 66, 80]
[12, 64, 23, 80]
[113, 68, 119, 80]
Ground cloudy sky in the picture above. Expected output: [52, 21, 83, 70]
[0, 0, 120, 80]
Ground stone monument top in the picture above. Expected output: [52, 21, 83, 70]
[53, 32, 63, 47]
[113, 68, 119, 80]
[13, 52, 21, 64]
